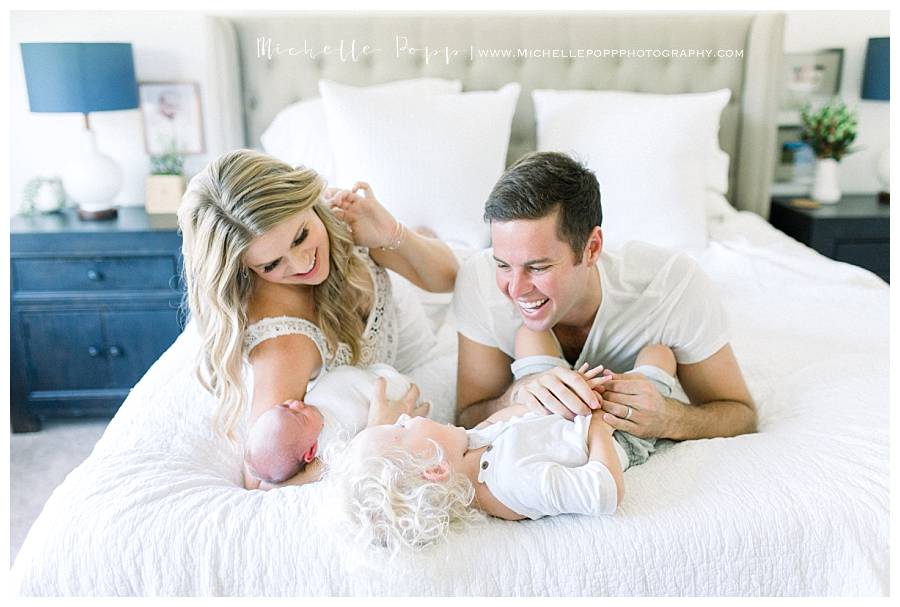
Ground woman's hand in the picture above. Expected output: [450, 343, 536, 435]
[255, 459, 324, 491]
[325, 182, 398, 249]
[243, 462, 262, 490]
[367, 377, 430, 427]
[512, 362, 611, 421]
[325, 182, 458, 293]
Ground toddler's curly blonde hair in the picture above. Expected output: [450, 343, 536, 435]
[333, 439, 485, 558]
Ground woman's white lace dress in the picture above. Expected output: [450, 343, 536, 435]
[244, 253, 399, 384]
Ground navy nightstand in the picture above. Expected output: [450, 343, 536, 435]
[769, 195, 890, 283]
[10, 207, 186, 432]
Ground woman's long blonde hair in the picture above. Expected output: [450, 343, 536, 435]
[178, 149, 370, 440]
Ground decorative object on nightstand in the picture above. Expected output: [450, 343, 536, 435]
[770, 194, 889, 282]
[145, 144, 186, 214]
[20, 43, 139, 221]
[10, 207, 185, 432]
[861, 36, 889, 205]
[800, 99, 858, 204]
[774, 126, 815, 185]
[21, 176, 66, 215]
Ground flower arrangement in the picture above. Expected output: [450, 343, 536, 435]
[800, 99, 859, 161]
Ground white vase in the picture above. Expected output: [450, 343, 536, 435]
[811, 158, 842, 204]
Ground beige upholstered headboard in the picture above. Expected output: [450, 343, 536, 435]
[204, 12, 784, 217]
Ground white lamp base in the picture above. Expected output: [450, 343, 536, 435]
[62, 127, 122, 220]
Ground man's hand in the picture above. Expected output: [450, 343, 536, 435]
[367, 377, 430, 427]
[513, 363, 608, 420]
[594, 370, 681, 439]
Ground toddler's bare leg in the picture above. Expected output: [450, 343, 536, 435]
[514, 327, 563, 359]
[634, 344, 676, 376]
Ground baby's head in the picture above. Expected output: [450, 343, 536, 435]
[333, 415, 483, 556]
[245, 400, 325, 484]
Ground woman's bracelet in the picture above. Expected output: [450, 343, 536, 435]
[380, 220, 405, 251]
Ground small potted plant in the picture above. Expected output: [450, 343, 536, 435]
[800, 99, 859, 204]
[145, 144, 186, 214]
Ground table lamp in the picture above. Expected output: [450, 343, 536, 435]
[861, 36, 889, 204]
[20, 42, 139, 220]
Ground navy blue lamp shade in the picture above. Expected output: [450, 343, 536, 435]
[861, 37, 889, 101]
[20, 43, 138, 114]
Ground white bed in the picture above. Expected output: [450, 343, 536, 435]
[11, 206, 889, 595]
[11, 12, 890, 596]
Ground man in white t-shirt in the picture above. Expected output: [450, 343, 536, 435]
[453, 152, 756, 441]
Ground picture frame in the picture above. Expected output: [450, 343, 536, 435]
[139, 81, 205, 155]
[780, 48, 844, 111]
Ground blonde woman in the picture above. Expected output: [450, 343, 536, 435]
[177, 149, 458, 490]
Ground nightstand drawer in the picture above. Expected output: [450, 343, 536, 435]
[17, 306, 183, 393]
[20, 309, 109, 392]
[12, 255, 178, 293]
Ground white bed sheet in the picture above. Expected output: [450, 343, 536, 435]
[11, 210, 889, 596]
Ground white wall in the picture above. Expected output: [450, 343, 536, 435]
[783, 11, 889, 194]
[8, 10, 891, 214]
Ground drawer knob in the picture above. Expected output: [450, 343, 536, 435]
[87, 345, 101, 358]
[87, 269, 103, 281]
[108, 345, 122, 358]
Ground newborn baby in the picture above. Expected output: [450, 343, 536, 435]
[243, 399, 325, 483]
[244, 364, 415, 486]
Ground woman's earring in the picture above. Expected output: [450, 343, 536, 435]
[240, 266, 250, 280]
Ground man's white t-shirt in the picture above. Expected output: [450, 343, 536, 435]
[452, 241, 729, 373]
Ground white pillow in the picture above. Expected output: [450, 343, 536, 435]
[260, 78, 462, 184]
[320, 81, 521, 249]
[532, 89, 731, 250]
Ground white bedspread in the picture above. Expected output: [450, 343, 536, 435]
[11, 211, 889, 596]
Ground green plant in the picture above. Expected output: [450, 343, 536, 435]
[800, 99, 859, 161]
[149, 145, 184, 176]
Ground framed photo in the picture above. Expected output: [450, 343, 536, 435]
[780, 49, 844, 111]
[139, 82, 205, 155]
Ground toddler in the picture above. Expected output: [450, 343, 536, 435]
[335, 332, 676, 554]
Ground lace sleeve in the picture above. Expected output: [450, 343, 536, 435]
[244, 316, 330, 367]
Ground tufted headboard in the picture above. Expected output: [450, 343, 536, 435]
[204, 12, 784, 217]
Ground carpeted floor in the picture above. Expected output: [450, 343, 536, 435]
[9, 418, 109, 564]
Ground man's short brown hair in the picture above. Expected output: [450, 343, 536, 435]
[483, 151, 602, 260]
